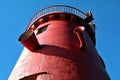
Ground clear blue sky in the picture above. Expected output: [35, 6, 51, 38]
[0, 0, 119, 80]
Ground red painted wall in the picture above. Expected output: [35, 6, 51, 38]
[9, 20, 110, 80]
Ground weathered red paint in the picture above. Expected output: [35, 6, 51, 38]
[8, 5, 110, 80]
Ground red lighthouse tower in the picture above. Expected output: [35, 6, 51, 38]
[9, 5, 110, 80]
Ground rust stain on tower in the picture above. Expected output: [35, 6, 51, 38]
[9, 5, 110, 80]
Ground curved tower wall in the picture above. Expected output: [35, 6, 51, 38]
[8, 5, 110, 80]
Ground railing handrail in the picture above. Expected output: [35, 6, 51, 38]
[27, 5, 87, 27]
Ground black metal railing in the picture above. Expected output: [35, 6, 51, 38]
[27, 5, 87, 27]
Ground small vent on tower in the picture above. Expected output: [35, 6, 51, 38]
[19, 72, 49, 80]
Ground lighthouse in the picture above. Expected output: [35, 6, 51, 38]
[8, 5, 110, 80]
